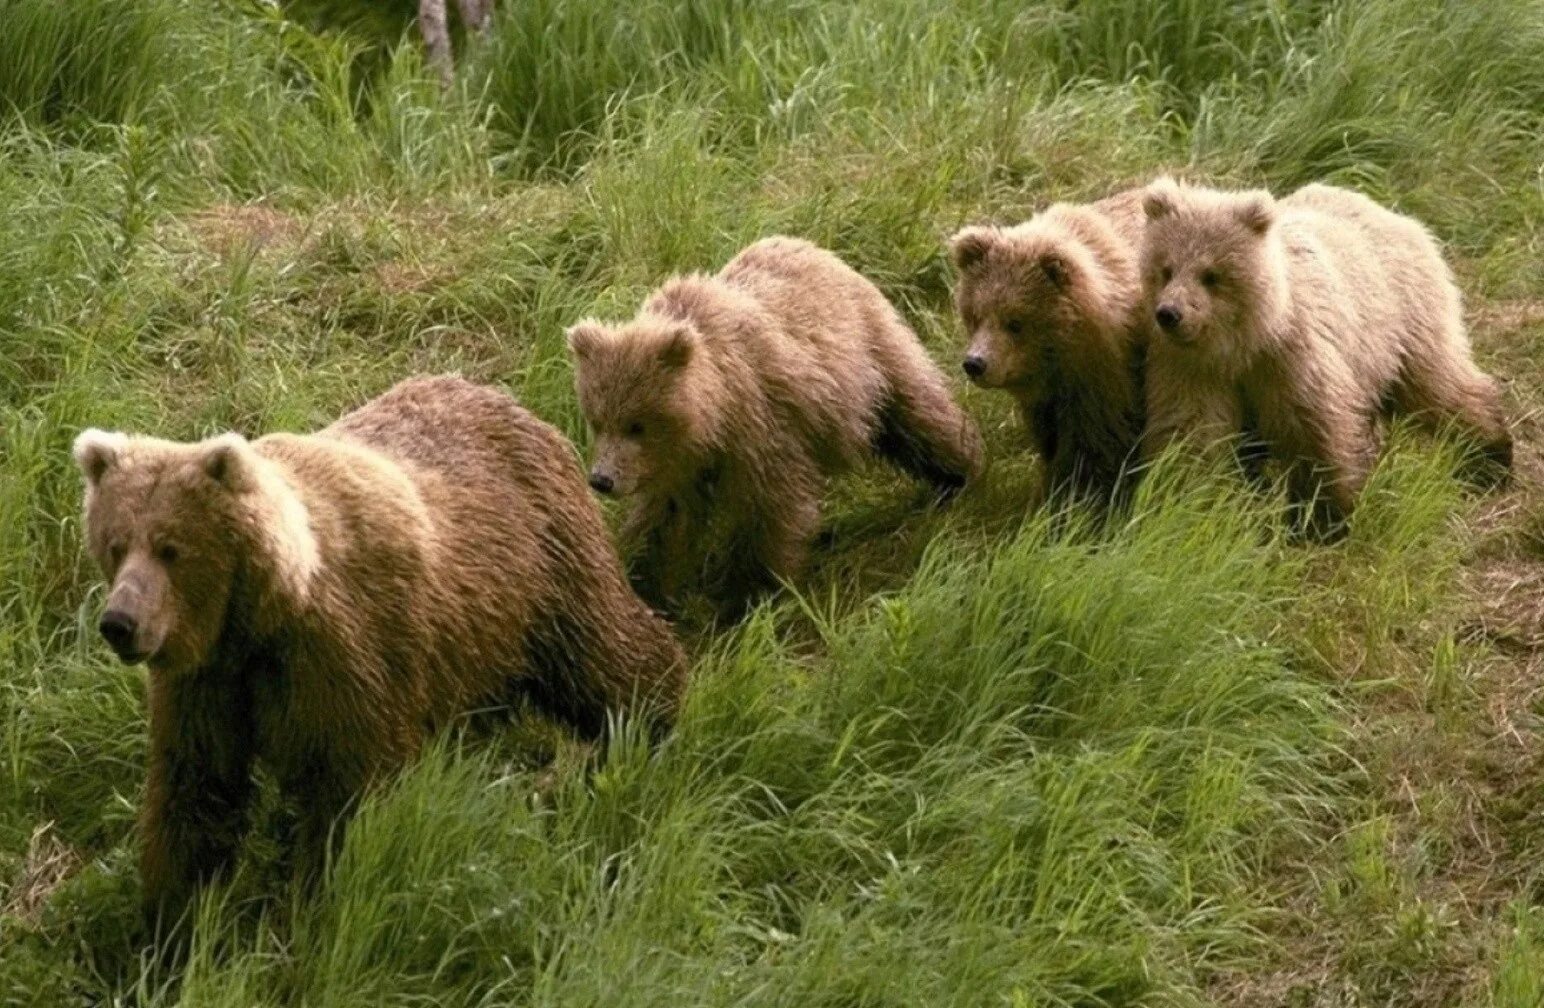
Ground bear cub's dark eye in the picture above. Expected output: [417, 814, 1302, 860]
[626, 421, 645, 437]
[1003, 319, 1025, 337]
[1201, 269, 1220, 288]
[1160, 265, 1173, 283]
[157, 544, 179, 564]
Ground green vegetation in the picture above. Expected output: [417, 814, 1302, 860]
[2, 0, 1542, 1004]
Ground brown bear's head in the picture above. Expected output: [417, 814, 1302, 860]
[949, 215, 1119, 396]
[567, 316, 707, 498]
[1140, 177, 1284, 369]
[74, 430, 318, 675]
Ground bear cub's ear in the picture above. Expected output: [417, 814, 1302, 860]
[566, 321, 609, 360]
[202, 433, 257, 492]
[73, 429, 127, 484]
[1234, 191, 1275, 235]
[948, 226, 997, 272]
[1040, 251, 1073, 287]
[658, 325, 696, 370]
[1143, 177, 1182, 221]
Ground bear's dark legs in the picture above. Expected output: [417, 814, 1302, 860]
[873, 371, 984, 500]
[520, 602, 686, 745]
[1257, 394, 1367, 541]
[622, 489, 709, 615]
[713, 469, 820, 618]
[285, 769, 357, 891]
[519, 607, 612, 741]
[140, 672, 255, 938]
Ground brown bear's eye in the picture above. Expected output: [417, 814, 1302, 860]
[1201, 269, 1220, 288]
[626, 421, 644, 438]
[1160, 265, 1173, 283]
[157, 544, 179, 565]
[1003, 319, 1025, 338]
[108, 543, 126, 568]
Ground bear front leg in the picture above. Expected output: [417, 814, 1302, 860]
[1018, 396, 1058, 509]
[622, 490, 707, 613]
[718, 462, 820, 617]
[139, 673, 255, 936]
[287, 763, 362, 891]
[1253, 371, 1370, 540]
[1140, 346, 1244, 466]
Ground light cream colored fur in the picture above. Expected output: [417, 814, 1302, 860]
[1139, 177, 1511, 534]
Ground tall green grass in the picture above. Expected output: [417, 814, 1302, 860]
[0, 0, 1541, 1004]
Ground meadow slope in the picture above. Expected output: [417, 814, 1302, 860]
[2, 1, 1543, 1004]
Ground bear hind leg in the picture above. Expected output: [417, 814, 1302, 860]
[519, 607, 616, 742]
[872, 368, 984, 500]
[518, 601, 685, 744]
[1391, 356, 1512, 486]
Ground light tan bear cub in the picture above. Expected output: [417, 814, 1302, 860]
[568, 236, 984, 615]
[75, 376, 686, 930]
[949, 188, 1147, 507]
[1140, 177, 1511, 535]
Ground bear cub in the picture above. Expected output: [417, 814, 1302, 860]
[1140, 177, 1511, 536]
[75, 375, 686, 929]
[568, 236, 983, 615]
[949, 188, 1147, 507]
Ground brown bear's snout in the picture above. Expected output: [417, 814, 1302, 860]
[98, 609, 144, 662]
[962, 354, 987, 380]
[588, 471, 615, 495]
[1155, 304, 1183, 332]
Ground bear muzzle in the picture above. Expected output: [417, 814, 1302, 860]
[98, 609, 149, 664]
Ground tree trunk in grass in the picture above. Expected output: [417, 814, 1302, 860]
[420, 0, 453, 87]
[421, 0, 495, 87]
[456, 0, 492, 34]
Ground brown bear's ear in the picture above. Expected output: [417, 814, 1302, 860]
[73, 429, 127, 484]
[948, 227, 996, 272]
[202, 433, 256, 492]
[1143, 178, 1181, 221]
[1235, 191, 1275, 235]
[1040, 251, 1073, 287]
[658, 325, 696, 370]
[566, 321, 609, 360]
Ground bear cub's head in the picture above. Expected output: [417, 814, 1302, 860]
[1140, 177, 1279, 358]
[567, 317, 705, 498]
[949, 218, 1107, 396]
[74, 430, 313, 675]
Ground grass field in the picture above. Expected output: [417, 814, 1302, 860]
[2, 0, 1543, 1004]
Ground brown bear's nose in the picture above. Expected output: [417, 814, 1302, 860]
[962, 355, 987, 379]
[588, 472, 614, 495]
[1155, 305, 1183, 331]
[99, 610, 138, 657]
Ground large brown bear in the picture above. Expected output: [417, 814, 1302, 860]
[567, 236, 983, 615]
[1139, 177, 1512, 535]
[73, 375, 686, 928]
[948, 188, 1147, 507]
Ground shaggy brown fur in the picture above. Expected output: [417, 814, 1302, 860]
[949, 188, 1148, 506]
[74, 376, 686, 928]
[1140, 177, 1512, 536]
[567, 236, 983, 614]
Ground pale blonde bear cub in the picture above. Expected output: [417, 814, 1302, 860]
[1140, 177, 1511, 536]
[949, 188, 1147, 507]
[567, 236, 984, 615]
